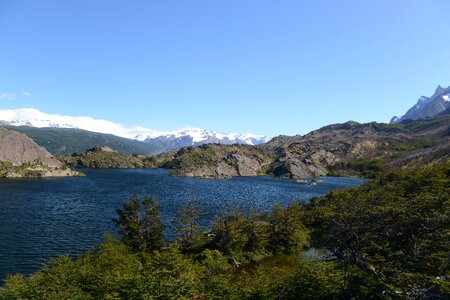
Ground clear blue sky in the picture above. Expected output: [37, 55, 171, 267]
[1, 0, 449, 136]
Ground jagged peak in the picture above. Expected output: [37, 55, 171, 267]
[390, 84, 450, 124]
[435, 85, 445, 94]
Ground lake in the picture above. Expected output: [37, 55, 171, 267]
[0, 168, 365, 281]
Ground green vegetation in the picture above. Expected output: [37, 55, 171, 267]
[392, 141, 432, 152]
[1, 161, 449, 299]
[158, 144, 272, 170]
[0, 161, 14, 177]
[61, 147, 154, 169]
[0, 162, 54, 178]
[328, 158, 386, 178]
[113, 195, 164, 253]
[167, 145, 220, 169]
[308, 161, 450, 297]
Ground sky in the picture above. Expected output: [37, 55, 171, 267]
[1, 0, 449, 136]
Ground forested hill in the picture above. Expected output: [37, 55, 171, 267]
[2, 126, 157, 155]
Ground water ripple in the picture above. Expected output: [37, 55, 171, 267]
[0, 169, 364, 281]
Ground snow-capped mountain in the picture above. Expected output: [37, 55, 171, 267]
[143, 127, 270, 152]
[0, 108, 270, 151]
[390, 85, 450, 124]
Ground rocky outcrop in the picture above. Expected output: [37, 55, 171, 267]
[172, 152, 268, 179]
[153, 144, 274, 179]
[153, 113, 450, 179]
[61, 146, 149, 169]
[0, 128, 79, 178]
[269, 148, 336, 178]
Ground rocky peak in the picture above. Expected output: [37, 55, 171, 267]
[391, 85, 450, 124]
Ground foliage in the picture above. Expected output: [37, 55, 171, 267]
[1, 161, 449, 299]
[61, 149, 151, 169]
[212, 208, 251, 256]
[307, 160, 450, 298]
[328, 158, 386, 178]
[174, 197, 206, 253]
[269, 203, 309, 254]
[280, 259, 346, 299]
[141, 197, 165, 252]
[0, 161, 13, 177]
[113, 195, 164, 253]
[0, 162, 52, 178]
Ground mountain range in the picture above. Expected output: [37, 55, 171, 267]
[0, 84, 448, 158]
[391, 85, 450, 124]
[0, 108, 269, 153]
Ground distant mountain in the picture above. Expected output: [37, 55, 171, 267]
[0, 108, 270, 152]
[143, 127, 270, 152]
[2, 126, 157, 155]
[390, 85, 450, 124]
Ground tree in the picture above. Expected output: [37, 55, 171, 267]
[212, 208, 249, 256]
[307, 161, 450, 297]
[175, 196, 204, 252]
[141, 197, 164, 252]
[269, 203, 309, 254]
[113, 195, 141, 252]
[113, 195, 164, 253]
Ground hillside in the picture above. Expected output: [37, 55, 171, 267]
[3, 126, 157, 155]
[148, 143, 275, 179]
[153, 114, 450, 179]
[0, 128, 79, 178]
[265, 114, 450, 178]
[61, 146, 153, 169]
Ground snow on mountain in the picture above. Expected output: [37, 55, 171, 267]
[0, 108, 270, 150]
[390, 85, 450, 124]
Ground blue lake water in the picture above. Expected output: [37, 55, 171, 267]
[0, 168, 365, 281]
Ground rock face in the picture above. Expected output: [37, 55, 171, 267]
[0, 128, 78, 177]
[152, 144, 274, 179]
[391, 85, 450, 124]
[270, 147, 335, 178]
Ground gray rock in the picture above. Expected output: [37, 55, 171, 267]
[0, 128, 79, 177]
